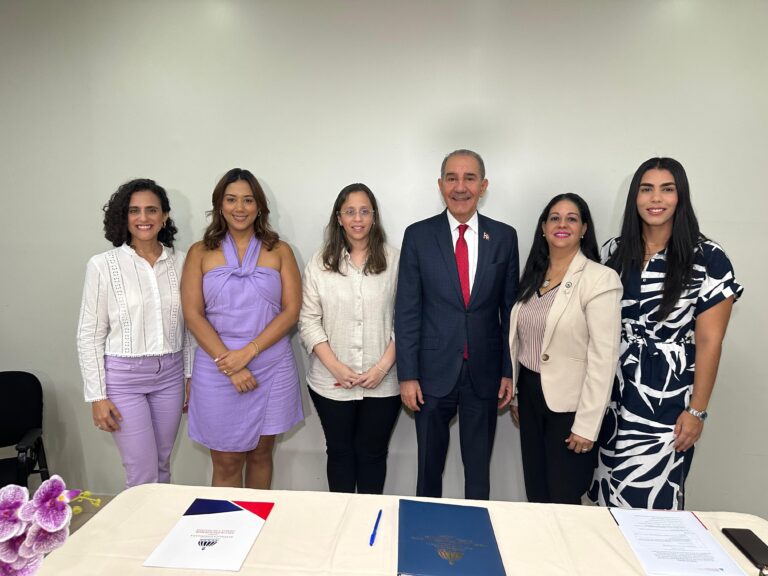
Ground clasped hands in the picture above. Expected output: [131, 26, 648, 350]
[332, 361, 385, 390]
[215, 345, 259, 393]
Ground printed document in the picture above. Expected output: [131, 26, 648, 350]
[144, 498, 274, 571]
[610, 508, 745, 576]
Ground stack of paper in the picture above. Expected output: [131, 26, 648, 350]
[611, 508, 746, 576]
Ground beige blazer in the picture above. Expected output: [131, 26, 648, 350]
[509, 251, 622, 441]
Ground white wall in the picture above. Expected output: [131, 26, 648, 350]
[1, 0, 765, 516]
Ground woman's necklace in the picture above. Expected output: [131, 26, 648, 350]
[542, 266, 567, 289]
[349, 245, 368, 269]
[644, 236, 668, 254]
[643, 241, 668, 266]
[132, 243, 162, 262]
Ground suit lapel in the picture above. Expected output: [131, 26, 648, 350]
[541, 251, 587, 352]
[434, 212, 464, 306]
[469, 215, 491, 308]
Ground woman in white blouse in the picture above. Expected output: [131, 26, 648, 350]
[509, 193, 621, 504]
[77, 179, 191, 488]
[299, 183, 400, 494]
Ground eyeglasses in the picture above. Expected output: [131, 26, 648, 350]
[338, 208, 374, 218]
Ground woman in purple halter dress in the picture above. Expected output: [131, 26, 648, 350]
[182, 168, 304, 488]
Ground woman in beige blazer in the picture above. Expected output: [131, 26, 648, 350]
[509, 193, 622, 504]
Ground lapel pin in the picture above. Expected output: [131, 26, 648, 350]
[483, 232, 490, 241]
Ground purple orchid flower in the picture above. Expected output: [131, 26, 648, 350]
[18, 524, 68, 558]
[0, 486, 29, 543]
[0, 534, 26, 564]
[18, 476, 80, 533]
[0, 554, 43, 576]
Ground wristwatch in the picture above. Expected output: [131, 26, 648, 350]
[685, 405, 708, 421]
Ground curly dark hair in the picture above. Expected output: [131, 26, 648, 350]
[322, 183, 387, 275]
[102, 179, 177, 247]
[202, 168, 279, 251]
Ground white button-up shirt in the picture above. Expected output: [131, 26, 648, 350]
[447, 210, 479, 293]
[299, 244, 399, 400]
[77, 244, 193, 401]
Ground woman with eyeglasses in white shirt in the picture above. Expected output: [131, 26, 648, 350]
[299, 183, 401, 494]
[77, 179, 192, 488]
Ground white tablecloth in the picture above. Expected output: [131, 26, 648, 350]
[39, 483, 768, 575]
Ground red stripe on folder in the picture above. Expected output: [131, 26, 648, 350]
[233, 501, 274, 520]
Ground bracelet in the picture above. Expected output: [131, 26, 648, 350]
[249, 341, 260, 356]
[685, 405, 708, 421]
[374, 363, 387, 376]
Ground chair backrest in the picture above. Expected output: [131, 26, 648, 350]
[0, 371, 43, 447]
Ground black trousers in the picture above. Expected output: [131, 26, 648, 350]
[517, 365, 597, 504]
[308, 387, 401, 494]
[415, 362, 498, 500]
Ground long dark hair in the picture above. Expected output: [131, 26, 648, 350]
[103, 178, 177, 248]
[321, 183, 387, 275]
[606, 157, 704, 320]
[517, 193, 599, 303]
[202, 168, 279, 251]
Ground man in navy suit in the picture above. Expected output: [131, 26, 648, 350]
[396, 149, 519, 500]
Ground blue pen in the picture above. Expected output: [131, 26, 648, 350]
[369, 509, 382, 546]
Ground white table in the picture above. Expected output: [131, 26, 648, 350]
[40, 483, 768, 575]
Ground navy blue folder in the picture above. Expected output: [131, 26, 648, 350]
[397, 499, 506, 576]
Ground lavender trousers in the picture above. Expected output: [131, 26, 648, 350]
[104, 352, 184, 488]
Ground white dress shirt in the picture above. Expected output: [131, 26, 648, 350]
[77, 244, 193, 402]
[447, 210, 479, 293]
[299, 244, 399, 400]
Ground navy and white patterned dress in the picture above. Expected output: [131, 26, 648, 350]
[588, 238, 743, 509]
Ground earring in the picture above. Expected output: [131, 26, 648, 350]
[580, 235, 584, 239]
[542, 233, 546, 237]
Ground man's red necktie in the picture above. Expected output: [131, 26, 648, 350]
[456, 224, 470, 359]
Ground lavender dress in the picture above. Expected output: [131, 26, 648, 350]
[189, 234, 303, 451]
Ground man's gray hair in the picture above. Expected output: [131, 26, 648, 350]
[440, 149, 486, 180]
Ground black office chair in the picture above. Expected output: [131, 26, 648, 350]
[0, 371, 50, 488]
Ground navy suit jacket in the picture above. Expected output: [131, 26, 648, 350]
[395, 210, 519, 399]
